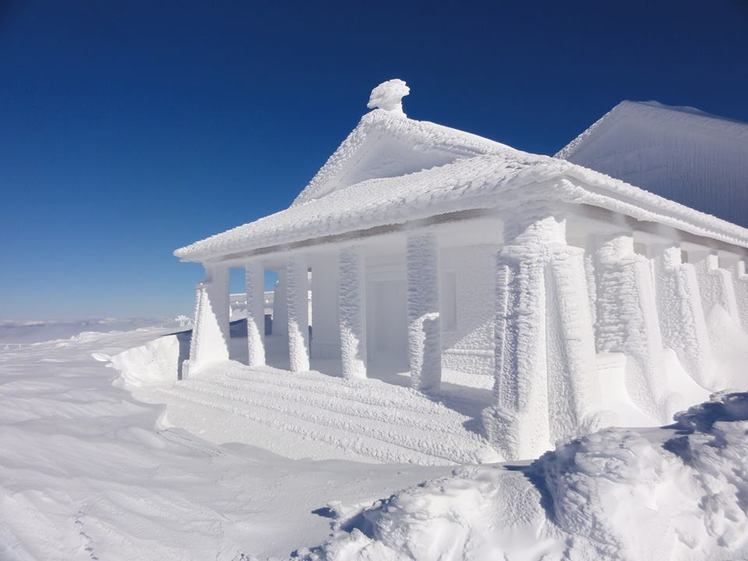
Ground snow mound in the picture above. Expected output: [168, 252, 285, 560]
[312, 391, 748, 561]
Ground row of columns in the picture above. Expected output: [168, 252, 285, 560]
[482, 216, 601, 460]
[186, 214, 747, 462]
[484, 213, 748, 460]
[187, 235, 443, 393]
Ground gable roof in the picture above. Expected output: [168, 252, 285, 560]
[291, 108, 509, 206]
[556, 100, 748, 227]
[175, 138, 748, 263]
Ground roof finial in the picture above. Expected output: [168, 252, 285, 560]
[367, 79, 410, 117]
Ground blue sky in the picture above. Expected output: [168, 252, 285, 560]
[1, 0, 747, 320]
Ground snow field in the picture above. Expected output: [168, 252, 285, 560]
[0, 327, 455, 560]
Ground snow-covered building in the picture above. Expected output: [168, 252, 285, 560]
[175, 80, 748, 460]
[557, 100, 748, 227]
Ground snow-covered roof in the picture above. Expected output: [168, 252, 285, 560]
[290, 107, 510, 207]
[556, 100, 748, 227]
[175, 89, 748, 263]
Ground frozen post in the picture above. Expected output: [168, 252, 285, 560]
[482, 216, 560, 460]
[731, 260, 748, 330]
[188, 264, 230, 374]
[338, 246, 367, 379]
[245, 260, 266, 367]
[593, 233, 673, 421]
[652, 245, 713, 388]
[545, 239, 601, 443]
[691, 250, 740, 323]
[286, 255, 310, 372]
[406, 232, 441, 392]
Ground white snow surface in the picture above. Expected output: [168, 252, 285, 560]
[0, 317, 187, 347]
[0, 326, 453, 560]
[175, 109, 748, 263]
[2, 325, 748, 560]
[114, 334, 500, 466]
[313, 391, 748, 561]
[556, 100, 748, 227]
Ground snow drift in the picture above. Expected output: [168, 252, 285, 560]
[312, 391, 748, 561]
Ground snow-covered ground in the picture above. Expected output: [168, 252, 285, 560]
[0, 325, 451, 560]
[0, 317, 190, 348]
[2, 323, 747, 560]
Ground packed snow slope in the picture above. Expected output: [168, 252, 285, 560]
[0, 326, 452, 561]
[112, 329, 501, 466]
[557, 101, 748, 228]
[312, 391, 748, 561]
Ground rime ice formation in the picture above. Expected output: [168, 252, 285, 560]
[286, 255, 311, 372]
[366, 78, 410, 116]
[176, 82, 748, 461]
[406, 233, 442, 392]
[557, 100, 748, 227]
[244, 260, 266, 367]
[339, 246, 367, 380]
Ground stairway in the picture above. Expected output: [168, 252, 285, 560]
[148, 361, 500, 466]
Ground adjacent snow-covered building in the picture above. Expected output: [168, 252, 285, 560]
[175, 80, 748, 460]
[557, 100, 748, 227]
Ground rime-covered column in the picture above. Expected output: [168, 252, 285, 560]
[286, 255, 310, 372]
[546, 241, 601, 443]
[593, 234, 672, 421]
[338, 246, 367, 379]
[652, 245, 713, 388]
[692, 251, 740, 324]
[482, 216, 598, 461]
[406, 233, 441, 392]
[244, 260, 266, 367]
[188, 264, 230, 374]
[731, 260, 748, 330]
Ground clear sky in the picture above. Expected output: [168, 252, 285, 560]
[1, 0, 747, 320]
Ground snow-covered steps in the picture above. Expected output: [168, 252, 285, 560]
[143, 361, 500, 466]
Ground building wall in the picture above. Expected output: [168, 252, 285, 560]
[440, 244, 496, 376]
[310, 253, 341, 359]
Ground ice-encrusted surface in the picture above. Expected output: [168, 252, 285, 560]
[175, 146, 748, 262]
[367, 79, 410, 115]
[312, 391, 748, 561]
[557, 100, 748, 227]
[289, 108, 509, 208]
